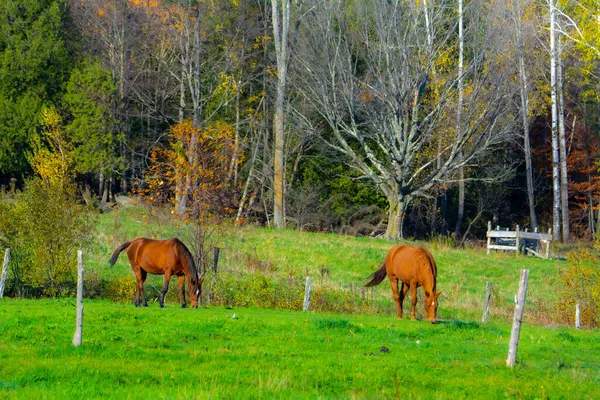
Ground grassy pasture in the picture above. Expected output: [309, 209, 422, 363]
[0, 299, 599, 399]
[89, 206, 566, 324]
[1, 205, 598, 398]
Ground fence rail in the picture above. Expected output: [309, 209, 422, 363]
[486, 222, 552, 259]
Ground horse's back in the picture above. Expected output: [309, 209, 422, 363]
[127, 238, 182, 274]
[385, 244, 436, 282]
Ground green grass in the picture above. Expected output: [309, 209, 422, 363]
[2, 204, 597, 398]
[0, 299, 599, 399]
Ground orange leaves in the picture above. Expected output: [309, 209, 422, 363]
[142, 120, 243, 217]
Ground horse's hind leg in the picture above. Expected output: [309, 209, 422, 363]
[140, 270, 148, 307]
[133, 269, 147, 307]
[178, 275, 187, 308]
[399, 282, 409, 319]
[389, 277, 402, 319]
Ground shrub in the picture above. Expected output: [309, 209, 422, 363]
[556, 247, 600, 327]
[0, 179, 95, 297]
[105, 275, 136, 303]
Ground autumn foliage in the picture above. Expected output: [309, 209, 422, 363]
[142, 120, 243, 218]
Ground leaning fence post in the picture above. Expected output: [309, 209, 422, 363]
[303, 277, 311, 311]
[482, 282, 492, 323]
[506, 269, 530, 367]
[0, 248, 10, 298]
[576, 303, 580, 329]
[72, 250, 84, 347]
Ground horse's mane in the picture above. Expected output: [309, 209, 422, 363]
[415, 246, 437, 288]
[172, 239, 199, 283]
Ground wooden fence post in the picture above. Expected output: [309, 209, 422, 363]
[487, 222, 492, 255]
[506, 269, 529, 367]
[0, 248, 10, 298]
[303, 277, 311, 311]
[213, 247, 220, 273]
[482, 282, 492, 323]
[72, 250, 84, 347]
[545, 228, 552, 259]
[515, 225, 520, 255]
[576, 303, 580, 329]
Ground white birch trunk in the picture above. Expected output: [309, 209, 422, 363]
[454, 0, 465, 239]
[557, 34, 569, 242]
[549, 0, 561, 241]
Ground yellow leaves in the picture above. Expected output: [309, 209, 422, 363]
[141, 120, 243, 216]
[29, 107, 74, 187]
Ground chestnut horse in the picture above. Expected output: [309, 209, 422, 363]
[109, 238, 205, 308]
[365, 244, 442, 323]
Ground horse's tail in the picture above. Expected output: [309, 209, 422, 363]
[364, 262, 387, 287]
[109, 241, 132, 266]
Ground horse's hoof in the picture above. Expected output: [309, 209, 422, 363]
[181, 304, 188, 308]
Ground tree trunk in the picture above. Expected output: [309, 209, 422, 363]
[516, 2, 538, 230]
[385, 196, 410, 240]
[271, 0, 291, 229]
[454, 0, 465, 239]
[550, 0, 561, 241]
[557, 34, 569, 242]
[175, 66, 186, 212]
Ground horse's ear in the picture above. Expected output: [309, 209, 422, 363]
[435, 291, 443, 298]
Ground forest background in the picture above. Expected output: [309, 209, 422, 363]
[0, 0, 599, 243]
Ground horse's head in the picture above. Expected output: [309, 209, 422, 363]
[424, 291, 442, 324]
[190, 269, 207, 309]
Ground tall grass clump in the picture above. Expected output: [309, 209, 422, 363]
[556, 245, 600, 327]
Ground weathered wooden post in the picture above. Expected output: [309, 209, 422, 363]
[506, 269, 529, 367]
[72, 250, 84, 347]
[545, 228, 552, 259]
[303, 277, 311, 311]
[213, 247, 220, 273]
[0, 248, 10, 298]
[515, 225, 520, 255]
[482, 282, 492, 323]
[576, 303, 580, 329]
[487, 221, 492, 255]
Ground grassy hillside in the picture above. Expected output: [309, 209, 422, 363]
[0, 299, 598, 399]
[87, 205, 568, 325]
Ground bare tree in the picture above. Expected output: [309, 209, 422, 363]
[294, 0, 517, 239]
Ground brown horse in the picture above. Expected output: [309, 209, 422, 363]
[109, 238, 206, 308]
[365, 244, 442, 323]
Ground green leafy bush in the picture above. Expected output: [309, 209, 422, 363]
[0, 178, 95, 297]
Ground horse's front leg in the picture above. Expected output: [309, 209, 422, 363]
[410, 282, 417, 320]
[177, 275, 187, 308]
[161, 272, 171, 308]
[400, 282, 409, 319]
[389, 276, 402, 319]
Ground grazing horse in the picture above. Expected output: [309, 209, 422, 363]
[109, 238, 205, 308]
[365, 244, 442, 323]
